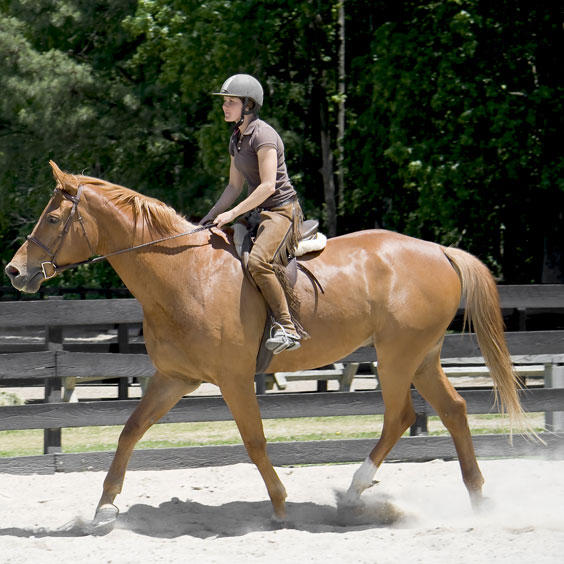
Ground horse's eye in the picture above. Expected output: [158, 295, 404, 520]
[47, 215, 60, 224]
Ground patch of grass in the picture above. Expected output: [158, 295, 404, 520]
[0, 429, 44, 457]
[0, 416, 384, 457]
[0, 391, 25, 406]
[0, 413, 545, 458]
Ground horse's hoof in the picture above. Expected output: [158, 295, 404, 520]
[268, 515, 290, 530]
[91, 504, 119, 535]
[335, 489, 365, 513]
[271, 508, 288, 523]
[471, 495, 494, 514]
[335, 490, 367, 525]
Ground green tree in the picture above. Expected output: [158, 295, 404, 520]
[1, 0, 562, 290]
[0, 0, 193, 289]
[123, 0, 347, 231]
[345, 0, 564, 282]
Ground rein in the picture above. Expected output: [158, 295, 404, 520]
[26, 186, 213, 280]
[54, 224, 213, 275]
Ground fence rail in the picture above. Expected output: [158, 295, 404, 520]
[0, 285, 133, 301]
[2, 387, 564, 431]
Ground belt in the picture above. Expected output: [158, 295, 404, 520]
[257, 193, 297, 212]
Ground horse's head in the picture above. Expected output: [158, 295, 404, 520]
[5, 161, 98, 293]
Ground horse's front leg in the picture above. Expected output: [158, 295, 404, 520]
[93, 371, 197, 527]
[220, 377, 287, 520]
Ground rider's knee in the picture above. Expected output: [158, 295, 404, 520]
[247, 252, 270, 277]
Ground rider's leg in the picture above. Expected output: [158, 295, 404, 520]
[247, 205, 300, 352]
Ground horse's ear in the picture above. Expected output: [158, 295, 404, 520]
[49, 160, 79, 195]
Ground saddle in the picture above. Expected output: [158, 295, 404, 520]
[233, 217, 326, 286]
[232, 215, 327, 373]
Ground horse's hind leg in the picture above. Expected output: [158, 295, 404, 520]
[412, 350, 485, 508]
[220, 378, 287, 520]
[94, 371, 198, 524]
[344, 348, 419, 505]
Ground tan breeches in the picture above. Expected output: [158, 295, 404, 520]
[247, 201, 298, 335]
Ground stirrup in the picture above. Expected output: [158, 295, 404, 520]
[265, 323, 301, 354]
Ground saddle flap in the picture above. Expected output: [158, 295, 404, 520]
[300, 219, 319, 240]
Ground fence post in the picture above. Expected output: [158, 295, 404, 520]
[545, 362, 564, 432]
[117, 324, 130, 399]
[45, 302, 63, 453]
[255, 374, 267, 395]
[44, 374, 62, 454]
[410, 390, 429, 436]
[410, 413, 428, 436]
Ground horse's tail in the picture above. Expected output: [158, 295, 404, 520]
[442, 246, 530, 434]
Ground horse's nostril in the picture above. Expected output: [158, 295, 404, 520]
[5, 264, 20, 278]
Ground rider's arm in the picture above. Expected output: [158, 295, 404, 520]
[200, 157, 245, 224]
[213, 146, 277, 228]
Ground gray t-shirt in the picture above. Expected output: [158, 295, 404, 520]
[229, 117, 296, 208]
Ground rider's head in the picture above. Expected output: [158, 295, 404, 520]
[212, 74, 264, 126]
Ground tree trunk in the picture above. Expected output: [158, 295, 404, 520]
[319, 95, 337, 237]
[337, 0, 346, 214]
[542, 194, 564, 282]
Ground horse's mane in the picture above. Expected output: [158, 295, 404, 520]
[77, 175, 189, 237]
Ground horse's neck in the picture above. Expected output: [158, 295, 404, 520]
[89, 187, 201, 305]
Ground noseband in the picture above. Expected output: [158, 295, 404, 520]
[27, 186, 94, 280]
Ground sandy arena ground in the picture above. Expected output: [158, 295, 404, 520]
[0, 458, 563, 564]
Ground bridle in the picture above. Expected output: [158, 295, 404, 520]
[26, 185, 212, 280]
[27, 186, 94, 280]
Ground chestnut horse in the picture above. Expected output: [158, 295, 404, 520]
[6, 162, 526, 528]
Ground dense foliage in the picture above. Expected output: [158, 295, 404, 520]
[1, 0, 562, 291]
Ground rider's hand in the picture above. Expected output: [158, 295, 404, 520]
[213, 210, 236, 229]
[199, 213, 214, 226]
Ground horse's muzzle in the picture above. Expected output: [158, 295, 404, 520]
[4, 262, 43, 293]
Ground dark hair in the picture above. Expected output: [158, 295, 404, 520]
[240, 97, 256, 112]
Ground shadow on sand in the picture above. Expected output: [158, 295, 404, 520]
[0, 492, 409, 539]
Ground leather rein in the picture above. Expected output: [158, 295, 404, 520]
[26, 186, 212, 280]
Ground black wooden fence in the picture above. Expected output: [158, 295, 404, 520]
[1, 285, 563, 474]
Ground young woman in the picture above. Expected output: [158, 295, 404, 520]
[201, 74, 304, 354]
